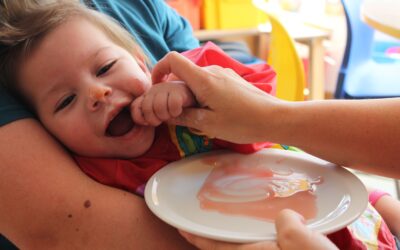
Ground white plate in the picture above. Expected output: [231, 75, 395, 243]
[145, 148, 367, 243]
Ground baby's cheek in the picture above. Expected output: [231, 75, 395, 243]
[131, 77, 151, 96]
[138, 75, 152, 93]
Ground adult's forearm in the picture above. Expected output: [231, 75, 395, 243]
[0, 119, 193, 249]
[153, 53, 400, 178]
[265, 98, 400, 178]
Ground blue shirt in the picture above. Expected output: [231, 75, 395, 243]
[0, 0, 199, 126]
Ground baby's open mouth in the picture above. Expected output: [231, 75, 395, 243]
[106, 107, 135, 137]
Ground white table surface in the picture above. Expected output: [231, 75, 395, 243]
[361, 0, 400, 39]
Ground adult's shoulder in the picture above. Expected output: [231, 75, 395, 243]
[86, 0, 166, 26]
[87, 0, 199, 61]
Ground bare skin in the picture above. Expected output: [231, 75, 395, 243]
[373, 194, 400, 238]
[0, 119, 194, 249]
[179, 210, 338, 250]
[152, 52, 400, 179]
[147, 51, 400, 249]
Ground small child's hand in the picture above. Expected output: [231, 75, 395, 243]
[131, 81, 196, 126]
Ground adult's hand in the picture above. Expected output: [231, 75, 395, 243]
[179, 209, 338, 250]
[152, 52, 286, 144]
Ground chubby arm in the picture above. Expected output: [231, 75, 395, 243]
[152, 52, 400, 179]
[0, 119, 193, 249]
[371, 193, 400, 237]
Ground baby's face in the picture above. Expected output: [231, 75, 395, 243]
[18, 17, 155, 158]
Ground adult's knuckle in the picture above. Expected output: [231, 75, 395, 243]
[167, 51, 180, 59]
[224, 67, 235, 74]
[205, 65, 222, 73]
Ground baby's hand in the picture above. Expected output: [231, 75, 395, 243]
[131, 81, 196, 126]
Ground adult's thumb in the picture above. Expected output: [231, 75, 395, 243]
[152, 52, 206, 94]
[275, 209, 307, 237]
[275, 209, 338, 250]
[275, 209, 305, 231]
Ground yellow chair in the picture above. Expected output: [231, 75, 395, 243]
[266, 13, 306, 101]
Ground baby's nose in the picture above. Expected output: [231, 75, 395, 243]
[88, 84, 112, 111]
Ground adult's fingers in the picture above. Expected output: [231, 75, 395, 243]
[179, 231, 239, 250]
[275, 209, 306, 233]
[274, 210, 310, 250]
[275, 209, 338, 250]
[152, 52, 206, 93]
[179, 231, 280, 250]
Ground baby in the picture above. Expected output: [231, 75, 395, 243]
[0, 0, 276, 194]
[0, 1, 396, 249]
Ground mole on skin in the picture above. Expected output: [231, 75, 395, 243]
[84, 200, 91, 208]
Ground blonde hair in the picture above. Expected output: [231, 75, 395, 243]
[0, 0, 147, 92]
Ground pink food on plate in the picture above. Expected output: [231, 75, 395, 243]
[197, 157, 322, 221]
